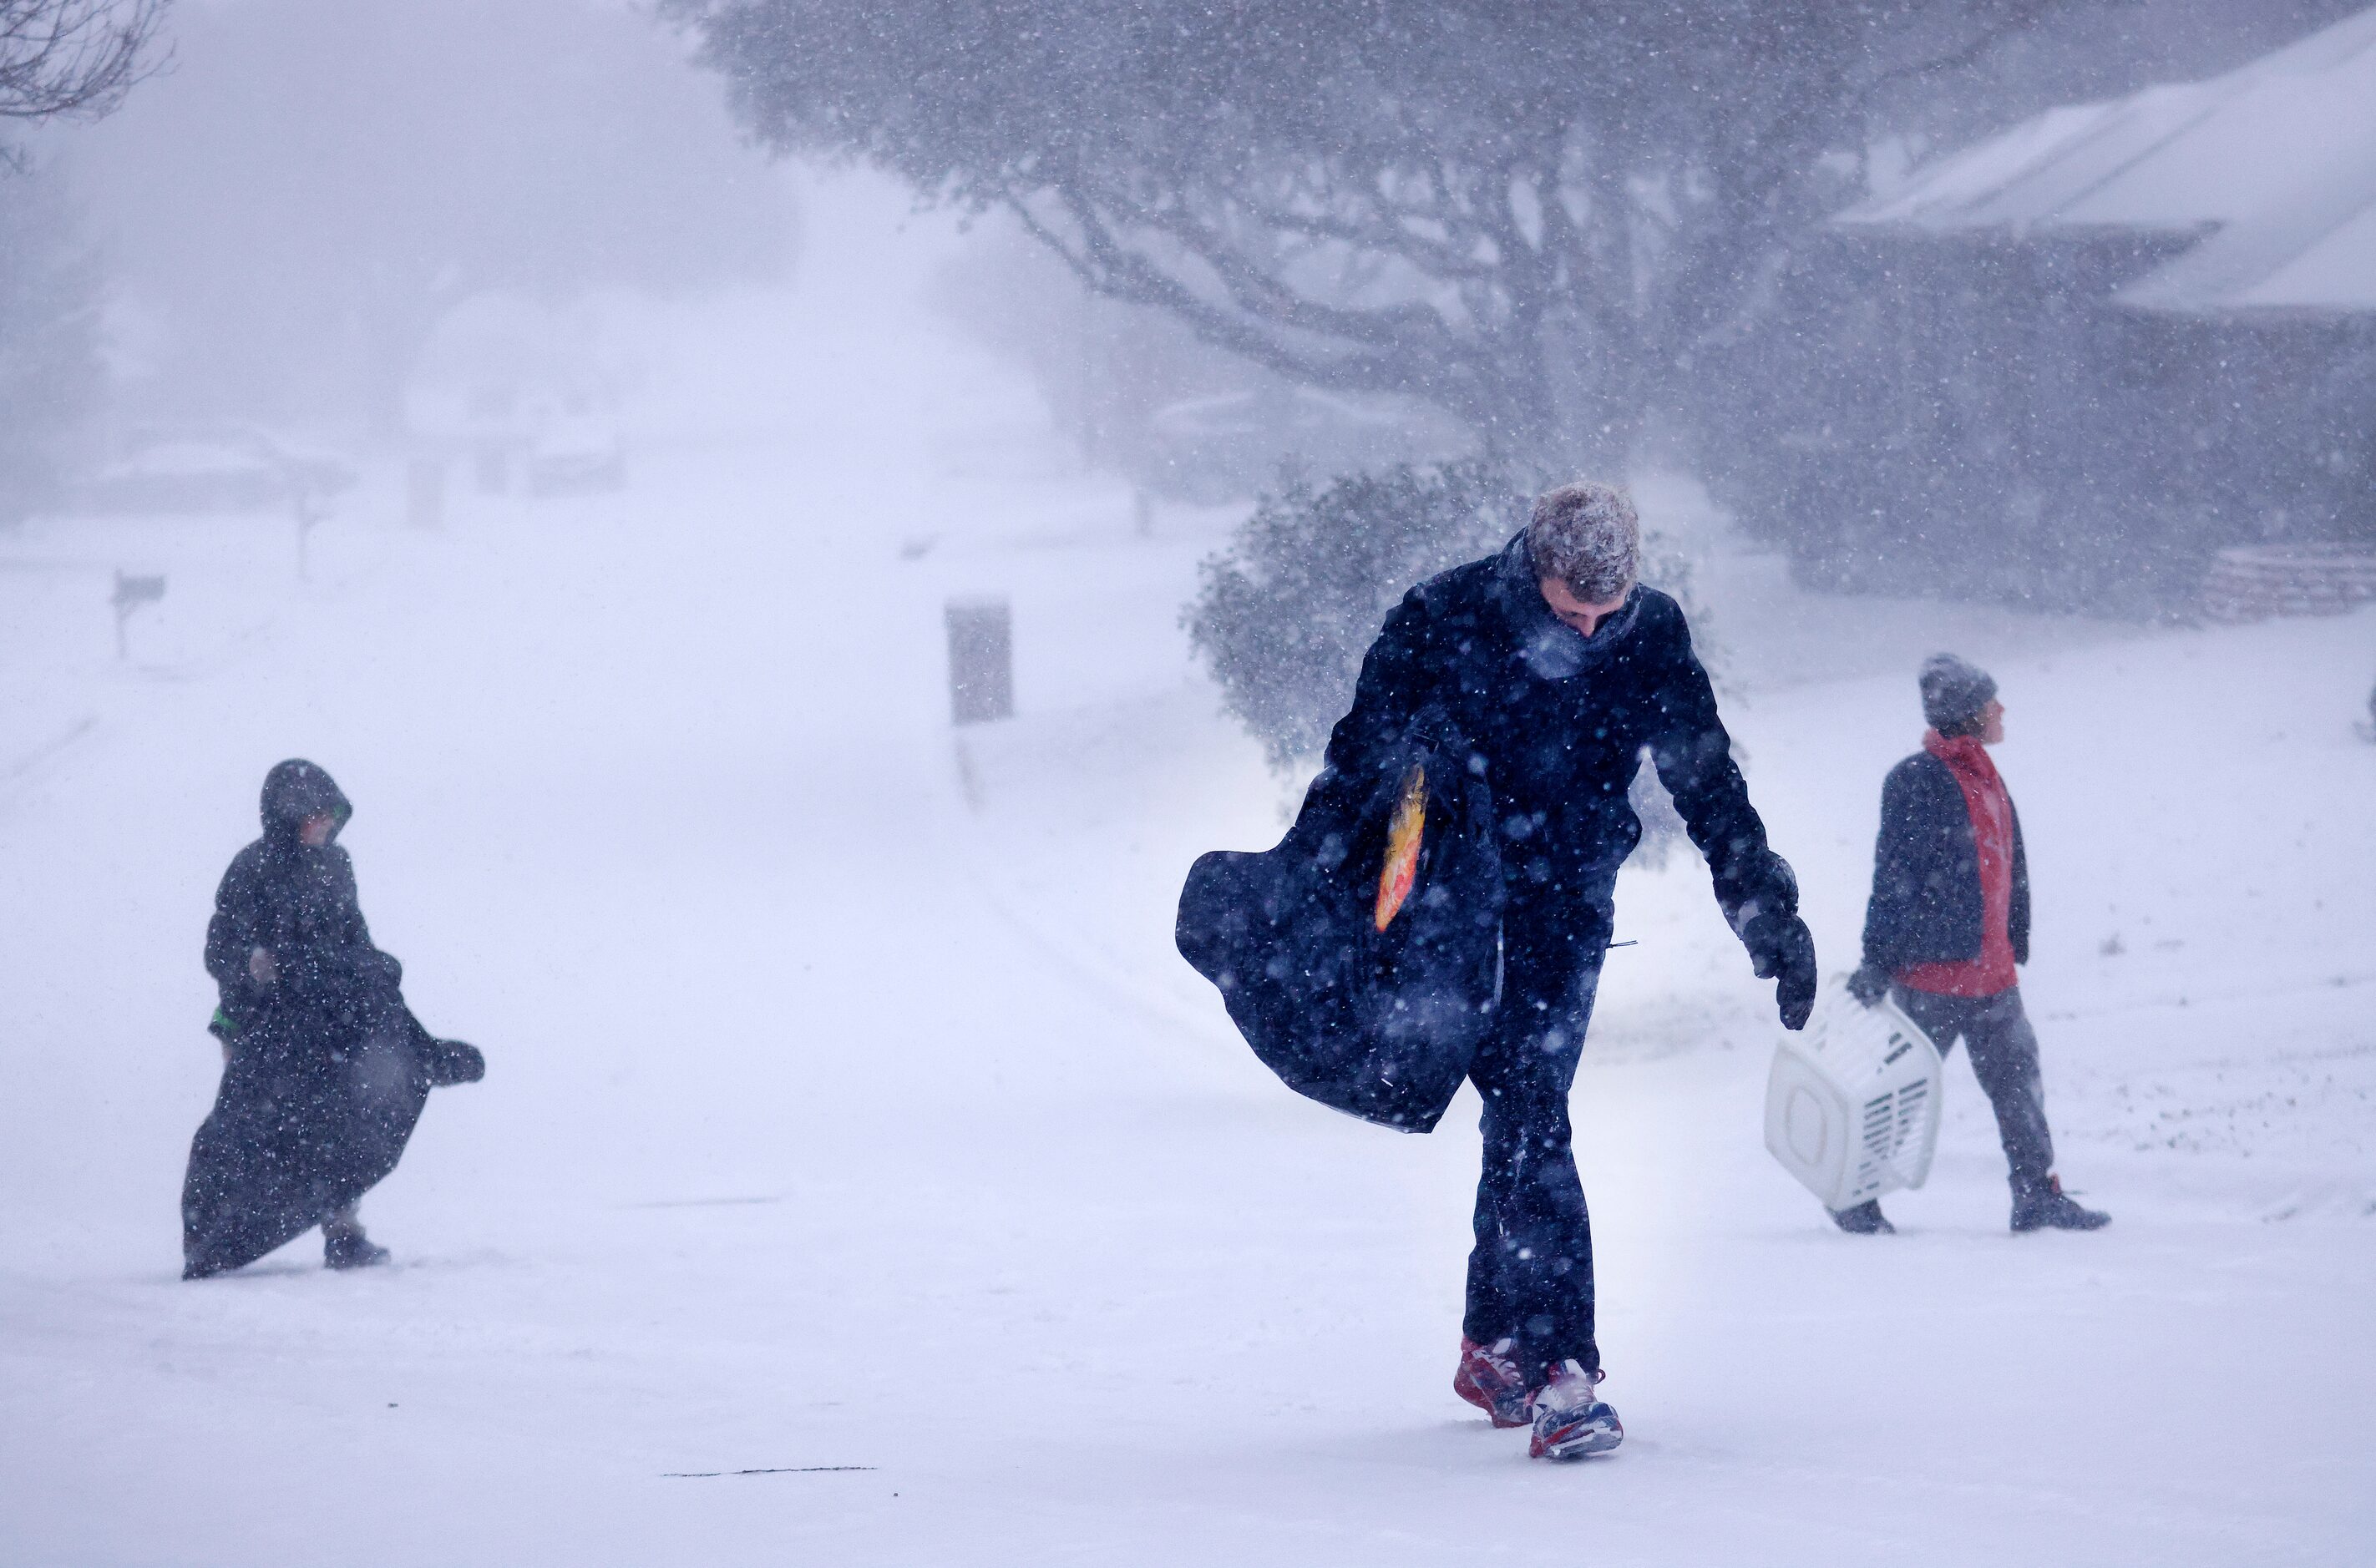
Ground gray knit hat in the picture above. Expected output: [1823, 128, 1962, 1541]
[1919, 653, 1998, 733]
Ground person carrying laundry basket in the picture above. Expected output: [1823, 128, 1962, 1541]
[1842, 655, 2110, 1237]
[1208, 481, 1817, 1459]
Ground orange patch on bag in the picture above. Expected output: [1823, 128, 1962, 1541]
[1375, 765, 1427, 931]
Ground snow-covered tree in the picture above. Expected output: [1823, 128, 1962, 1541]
[672, 0, 2085, 473]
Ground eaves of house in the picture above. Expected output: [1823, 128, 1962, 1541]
[1834, 6, 2376, 317]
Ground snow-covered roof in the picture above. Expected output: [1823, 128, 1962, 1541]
[1836, 7, 2376, 316]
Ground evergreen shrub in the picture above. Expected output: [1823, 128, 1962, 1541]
[1183, 460, 1522, 771]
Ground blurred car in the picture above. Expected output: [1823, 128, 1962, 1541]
[75, 429, 357, 515]
[1144, 385, 1462, 503]
[524, 416, 626, 498]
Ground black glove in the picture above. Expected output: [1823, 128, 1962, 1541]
[1744, 911, 1818, 1031]
[1846, 964, 1892, 1009]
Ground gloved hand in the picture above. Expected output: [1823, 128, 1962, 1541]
[1846, 964, 1892, 1009]
[1744, 911, 1819, 1031]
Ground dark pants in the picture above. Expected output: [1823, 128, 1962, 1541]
[1463, 902, 1608, 1374]
[1892, 985, 2056, 1202]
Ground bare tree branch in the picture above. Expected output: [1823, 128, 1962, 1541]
[1011, 181, 1508, 426]
[676, 0, 2100, 465]
[0, 0, 170, 125]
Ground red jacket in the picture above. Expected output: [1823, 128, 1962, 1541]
[1895, 731, 2019, 997]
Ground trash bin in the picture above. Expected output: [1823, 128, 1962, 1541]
[1765, 979, 1943, 1211]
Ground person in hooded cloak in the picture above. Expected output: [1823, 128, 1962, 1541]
[182, 759, 475, 1278]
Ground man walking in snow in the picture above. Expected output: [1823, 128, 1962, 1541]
[1841, 655, 2109, 1237]
[1316, 482, 1816, 1459]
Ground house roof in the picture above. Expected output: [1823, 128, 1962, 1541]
[1836, 7, 2376, 316]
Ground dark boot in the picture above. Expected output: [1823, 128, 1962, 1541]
[2012, 1176, 2109, 1232]
[323, 1226, 392, 1270]
[1830, 1201, 1895, 1235]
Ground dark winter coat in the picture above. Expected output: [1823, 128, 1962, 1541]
[204, 761, 401, 1045]
[1178, 707, 1504, 1131]
[183, 761, 438, 1278]
[1177, 534, 1796, 1130]
[1859, 750, 2031, 976]
[1314, 534, 1798, 938]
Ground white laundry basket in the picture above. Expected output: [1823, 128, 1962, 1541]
[1765, 979, 1943, 1211]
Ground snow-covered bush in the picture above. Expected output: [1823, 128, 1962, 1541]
[1184, 460, 1522, 771]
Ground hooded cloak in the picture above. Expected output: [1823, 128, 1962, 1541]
[181, 761, 444, 1278]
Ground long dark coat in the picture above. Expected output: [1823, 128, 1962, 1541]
[182, 761, 433, 1278]
[1178, 534, 1798, 1130]
[1858, 750, 2031, 976]
[1178, 708, 1505, 1130]
[1314, 534, 1798, 937]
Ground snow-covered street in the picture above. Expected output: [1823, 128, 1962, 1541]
[5, 189, 2374, 1566]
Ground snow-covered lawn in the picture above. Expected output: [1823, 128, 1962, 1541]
[4, 200, 2372, 1565]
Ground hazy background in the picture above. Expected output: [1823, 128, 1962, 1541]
[3, 3, 2372, 1563]
[0, 0, 2361, 537]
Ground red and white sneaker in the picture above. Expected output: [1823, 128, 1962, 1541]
[1452, 1337, 1538, 1428]
[1529, 1363, 1623, 1460]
